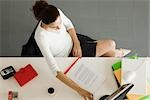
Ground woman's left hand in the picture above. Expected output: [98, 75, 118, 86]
[72, 42, 82, 57]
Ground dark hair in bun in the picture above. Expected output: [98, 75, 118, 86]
[32, 0, 60, 24]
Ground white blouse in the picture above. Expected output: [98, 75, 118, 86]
[35, 9, 74, 76]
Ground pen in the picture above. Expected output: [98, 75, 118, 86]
[64, 57, 81, 74]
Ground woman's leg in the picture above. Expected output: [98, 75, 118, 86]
[95, 40, 123, 57]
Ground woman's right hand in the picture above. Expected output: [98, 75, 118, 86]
[56, 71, 93, 100]
[77, 88, 94, 100]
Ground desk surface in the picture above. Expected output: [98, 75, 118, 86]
[0, 57, 120, 100]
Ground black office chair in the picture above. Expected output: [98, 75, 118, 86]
[21, 22, 43, 57]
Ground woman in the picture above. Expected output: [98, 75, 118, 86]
[32, 0, 130, 99]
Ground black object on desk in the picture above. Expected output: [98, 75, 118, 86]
[99, 83, 134, 100]
[99, 95, 109, 100]
[48, 87, 55, 95]
[0, 66, 16, 80]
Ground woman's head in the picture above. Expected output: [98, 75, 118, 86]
[32, 0, 60, 24]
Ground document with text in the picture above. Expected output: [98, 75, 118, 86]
[66, 61, 106, 95]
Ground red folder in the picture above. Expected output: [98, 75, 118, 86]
[14, 64, 38, 87]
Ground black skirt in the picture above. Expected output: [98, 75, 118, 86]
[69, 34, 97, 57]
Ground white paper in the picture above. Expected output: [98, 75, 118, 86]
[67, 61, 106, 95]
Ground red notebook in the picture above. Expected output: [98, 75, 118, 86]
[14, 64, 38, 87]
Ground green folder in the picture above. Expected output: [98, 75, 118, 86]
[112, 60, 122, 71]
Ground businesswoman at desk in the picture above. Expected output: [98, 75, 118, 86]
[32, 0, 130, 99]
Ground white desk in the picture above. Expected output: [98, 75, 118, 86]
[0, 57, 119, 100]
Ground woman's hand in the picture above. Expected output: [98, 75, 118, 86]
[56, 71, 93, 100]
[72, 41, 82, 57]
[67, 28, 82, 57]
[77, 88, 94, 100]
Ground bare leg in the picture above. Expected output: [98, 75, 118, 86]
[95, 40, 123, 57]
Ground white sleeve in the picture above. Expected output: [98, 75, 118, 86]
[35, 34, 61, 76]
[58, 9, 74, 30]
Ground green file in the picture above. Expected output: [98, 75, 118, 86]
[112, 60, 122, 71]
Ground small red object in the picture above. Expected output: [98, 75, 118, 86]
[64, 57, 81, 74]
[8, 91, 13, 100]
[14, 64, 38, 87]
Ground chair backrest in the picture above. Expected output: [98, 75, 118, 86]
[21, 22, 43, 57]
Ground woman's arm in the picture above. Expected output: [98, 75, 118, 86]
[56, 71, 93, 100]
[67, 28, 82, 57]
[35, 31, 93, 99]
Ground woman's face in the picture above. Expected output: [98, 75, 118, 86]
[48, 16, 62, 30]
